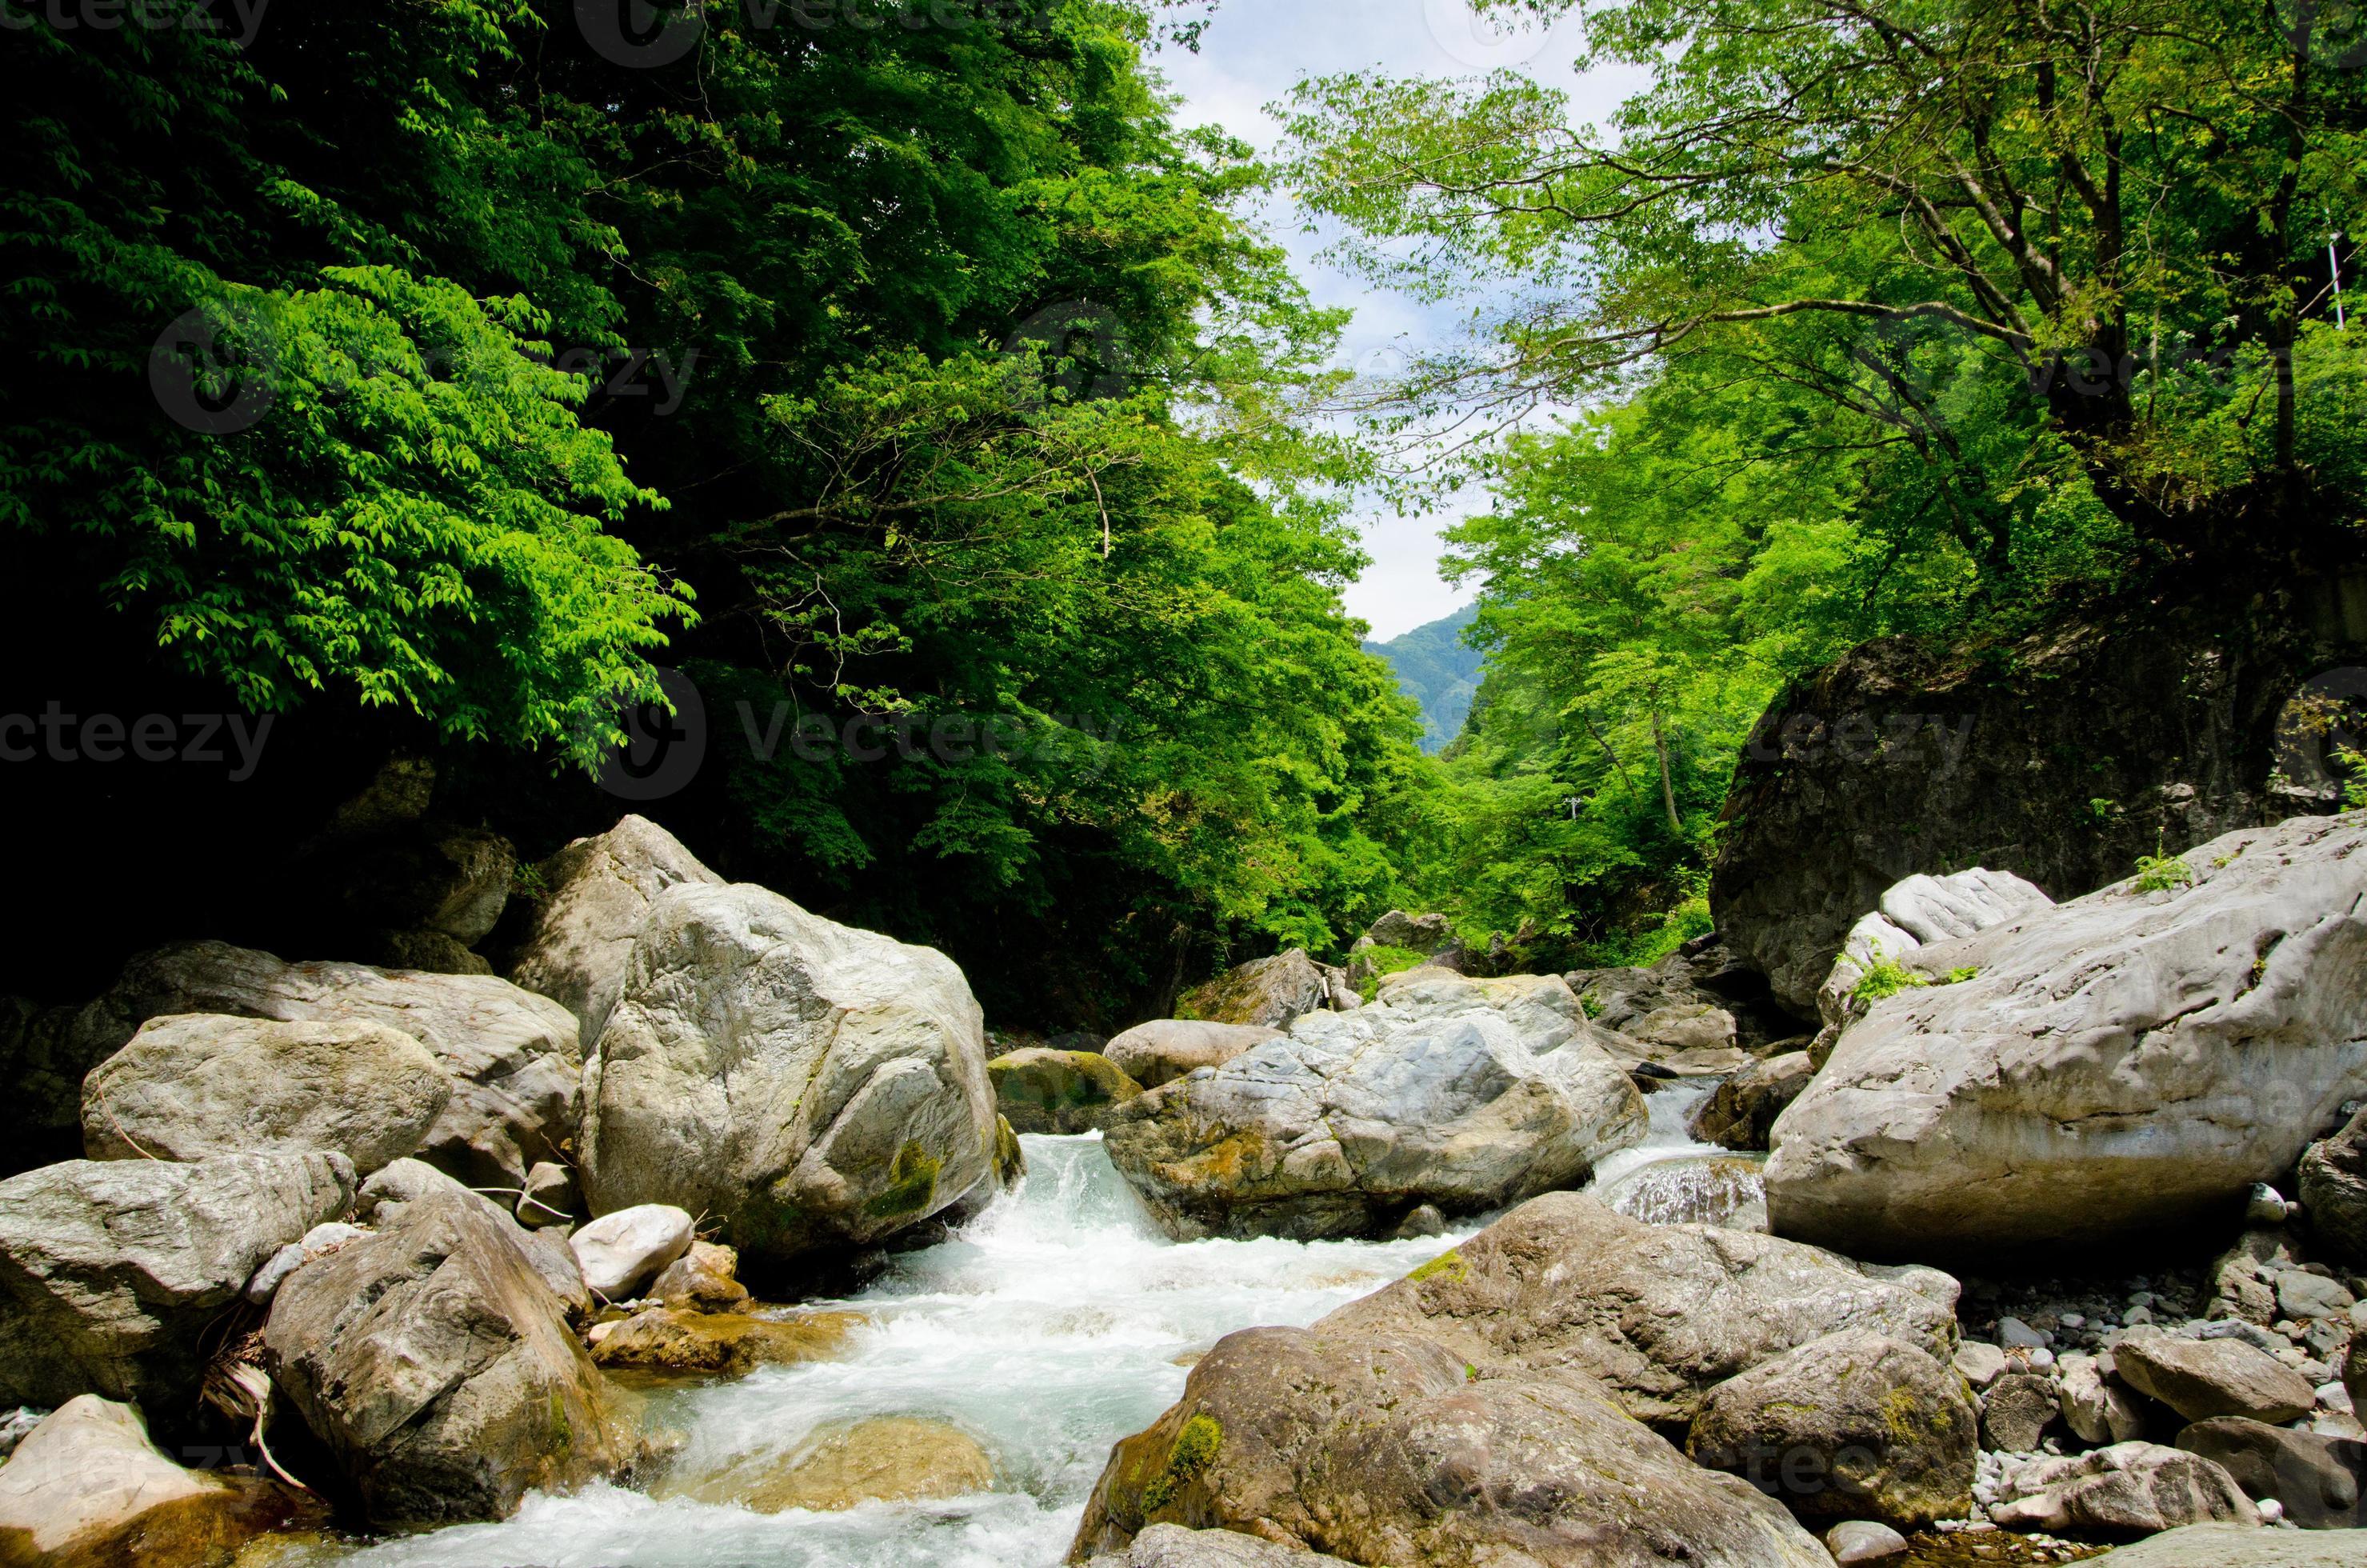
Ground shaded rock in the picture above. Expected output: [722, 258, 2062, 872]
[990, 1049, 1142, 1135]
[340, 822, 516, 947]
[1320, 1191, 1957, 1429]
[2062, 1353, 2149, 1446]
[1687, 1329, 1977, 1529]
[0, 998, 113, 1176]
[76, 940, 582, 1192]
[263, 1188, 626, 1528]
[674, 1416, 990, 1513]
[0, 1153, 353, 1412]
[1955, 1341, 2009, 1390]
[1104, 1022, 1280, 1091]
[0, 1395, 314, 1568]
[1104, 974, 1645, 1241]
[1176, 950, 1350, 1030]
[1766, 816, 2367, 1258]
[2081, 1522, 2367, 1563]
[651, 1240, 750, 1314]
[351, 1158, 590, 1324]
[372, 928, 494, 976]
[2117, 1330, 2319, 1425]
[2176, 1416, 2367, 1529]
[570, 1205, 694, 1301]
[578, 882, 998, 1271]
[515, 1162, 574, 1229]
[1825, 1520, 1911, 1565]
[1364, 911, 1454, 956]
[1982, 1372, 2063, 1454]
[507, 815, 723, 1047]
[589, 1306, 858, 1377]
[1989, 1442, 2258, 1534]
[1633, 1002, 1740, 1054]
[1070, 1323, 1829, 1566]
[81, 1014, 448, 1174]
[2299, 1106, 2367, 1269]
[243, 1222, 368, 1307]
[1692, 1053, 1816, 1152]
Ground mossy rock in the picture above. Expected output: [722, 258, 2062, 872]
[987, 1048, 1143, 1134]
[665, 1417, 994, 1513]
[589, 1306, 864, 1378]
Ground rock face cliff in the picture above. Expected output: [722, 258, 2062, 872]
[1712, 585, 2363, 1016]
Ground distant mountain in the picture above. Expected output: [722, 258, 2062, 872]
[1365, 604, 1484, 754]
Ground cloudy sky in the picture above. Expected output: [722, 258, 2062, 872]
[1149, 2, 1643, 639]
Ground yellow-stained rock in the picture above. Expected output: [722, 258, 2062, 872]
[674, 1417, 994, 1514]
[589, 1307, 863, 1377]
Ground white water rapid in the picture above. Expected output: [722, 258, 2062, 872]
[306, 1090, 1753, 1568]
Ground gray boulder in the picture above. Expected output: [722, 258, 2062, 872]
[1989, 1442, 2257, 1534]
[569, 1203, 694, 1300]
[1687, 1329, 1976, 1529]
[74, 941, 582, 1192]
[2176, 1416, 2366, 1529]
[2116, 1330, 2319, 1425]
[2299, 1106, 2367, 1269]
[579, 882, 998, 1270]
[1813, 868, 2053, 1031]
[0, 1153, 354, 1411]
[508, 814, 723, 1047]
[1692, 1053, 1816, 1151]
[2082, 1524, 2367, 1566]
[1103, 1021, 1279, 1090]
[81, 1014, 448, 1174]
[263, 1188, 626, 1527]
[1175, 949, 1352, 1029]
[1767, 815, 2367, 1258]
[1319, 1191, 1958, 1429]
[1103, 973, 1646, 1241]
[2062, 1352, 2149, 1446]
[1071, 1324, 1829, 1567]
[354, 1158, 590, 1319]
[1087, 1523, 1355, 1567]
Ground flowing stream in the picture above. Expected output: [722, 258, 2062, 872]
[310, 1087, 1752, 1568]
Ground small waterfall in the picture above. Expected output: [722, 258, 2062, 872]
[1586, 1081, 1768, 1230]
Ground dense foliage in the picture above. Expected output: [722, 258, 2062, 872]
[1288, 0, 2367, 958]
[1, 1, 1432, 1020]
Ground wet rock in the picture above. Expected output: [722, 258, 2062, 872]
[74, 940, 583, 1192]
[990, 1049, 1142, 1135]
[651, 1240, 750, 1314]
[1691, 1053, 1815, 1151]
[1103, 1022, 1280, 1091]
[2175, 1416, 2366, 1529]
[1070, 1324, 1829, 1566]
[2116, 1330, 2319, 1425]
[1319, 1191, 1957, 1428]
[1687, 1329, 1977, 1529]
[1767, 816, 2367, 1259]
[0, 1152, 353, 1411]
[579, 882, 998, 1272]
[1982, 1372, 2063, 1454]
[1175, 950, 1351, 1030]
[1597, 1154, 1767, 1230]
[81, 1014, 448, 1174]
[1104, 974, 1645, 1241]
[264, 1188, 626, 1527]
[676, 1416, 992, 1513]
[589, 1306, 858, 1377]
[1989, 1442, 2257, 1534]
[570, 1205, 694, 1301]
[2300, 1106, 2367, 1269]
[0, 1395, 313, 1568]
[507, 815, 724, 1047]
[1390, 1204, 1447, 1240]
[1825, 1520, 1910, 1565]
[1087, 1524, 1356, 1568]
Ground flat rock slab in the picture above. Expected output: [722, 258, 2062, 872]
[2117, 1330, 2318, 1425]
[2082, 1522, 2367, 1565]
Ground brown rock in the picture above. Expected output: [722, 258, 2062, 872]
[1103, 1022, 1280, 1090]
[2115, 1331, 2318, 1425]
[589, 1307, 858, 1377]
[1989, 1442, 2257, 1535]
[674, 1417, 992, 1513]
[1176, 950, 1348, 1030]
[2176, 1416, 2367, 1529]
[1982, 1373, 2063, 1454]
[1691, 1053, 1816, 1151]
[651, 1241, 750, 1314]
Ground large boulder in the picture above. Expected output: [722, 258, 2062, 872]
[0, 1395, 312, 1567]
[507, 814, 723, 1047]
[263, 1189, 627, 1527]
[1088, 1524, 1356, 1568]
[1103, 972, 1646, 1241]
[1765, 815, 2367, 1258]
[1176, 950, 1352, 1029]
[590, 1306, 856, 1376]
[578, 882, 998, 1272]
[1070, 1323, 1830, 1567]
[81, 1014, 448, 1174]
[1686, 1329, 1977, 1530]
[1813, 869, 2053, 1030]
[0, 1153, 354, 1413]
[2113, 1330, 2319, 1426]
[74, 941, 582, 1191]
[2082, 1523, 2367, 1564]
[990, 1048, 1142, 1134]
[1989, 1442, 2258, 1535]
[569, 1203, 694, 1299]
[2175, 1417, 2367, 1530]
[353, 1158, 590, 1319]
[1710, 595, 2337, 1017]
[1319, 1192, 1958, 1429]
[2299, 1106, 2367, 1269]
[1104, 1021, 1280, 1091]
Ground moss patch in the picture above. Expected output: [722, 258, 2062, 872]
[1141, 1414, 1222, 1511]
[863, 1141, 942, 1220]
[1407, 1247, 1468, 1286]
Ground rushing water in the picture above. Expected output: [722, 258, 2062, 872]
[306, 1087, 1754, 1568]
